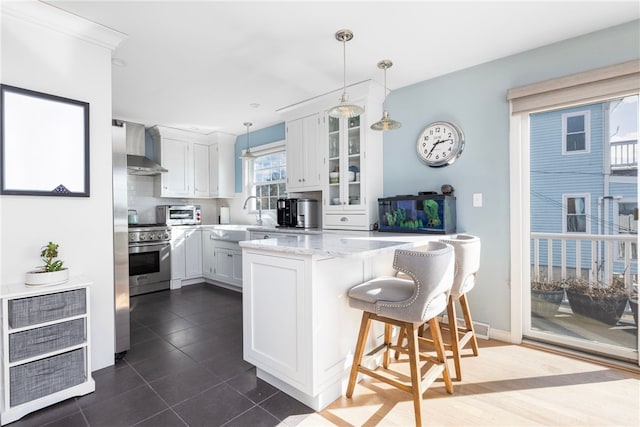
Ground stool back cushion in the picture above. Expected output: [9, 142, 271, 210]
[439, 234, 481, 298]
[384, 241, 454, 322]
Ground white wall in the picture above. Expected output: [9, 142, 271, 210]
[1, 2, 125, 370]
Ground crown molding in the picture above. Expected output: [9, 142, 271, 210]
[2, 0, 127, 51]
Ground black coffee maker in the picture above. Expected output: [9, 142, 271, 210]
[277, 198, 298, 227]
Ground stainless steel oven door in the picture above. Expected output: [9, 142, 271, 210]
[128, 242, 171, 296]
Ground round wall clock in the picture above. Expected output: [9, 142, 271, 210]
[416, 121, 465, 167]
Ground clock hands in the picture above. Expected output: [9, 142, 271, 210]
[427, 138, 452, 157]
[427, 142, 440, 157]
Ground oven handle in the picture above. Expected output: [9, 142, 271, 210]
[129, 242, 170, 249]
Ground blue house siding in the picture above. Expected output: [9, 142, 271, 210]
[531, 103, 605, 272]
[609, 182, 637, 200]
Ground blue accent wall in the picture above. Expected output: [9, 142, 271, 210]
[234, 122, 285, 193]
[380, 20, 639, 331]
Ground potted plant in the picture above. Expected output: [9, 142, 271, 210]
[565, 276, 629, 326]
[25, 241, 69, 286]
[531, 279, 565, 317]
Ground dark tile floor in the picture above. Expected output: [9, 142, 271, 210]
[10, 284, 315, 427]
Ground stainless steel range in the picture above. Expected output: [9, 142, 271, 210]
[128, 224, 171, 296]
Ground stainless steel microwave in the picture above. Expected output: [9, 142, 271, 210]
[156, 205, 201, 225]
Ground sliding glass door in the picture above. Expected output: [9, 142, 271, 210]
[524, 94, 638, 362]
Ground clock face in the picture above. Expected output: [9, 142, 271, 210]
[416, 121, 465, 167]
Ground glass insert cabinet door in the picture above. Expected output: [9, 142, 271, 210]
[327, 115, 363, 209]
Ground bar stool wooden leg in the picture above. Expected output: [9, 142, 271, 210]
[383, 323, 392, 369]
[429, 317, 453, 394]
[406, 322, 423, 427]
[346, 312, 372, 398]
[394, 325, 405, 360]
[460, 294, 479, 356]
[447, 298, 463, 381]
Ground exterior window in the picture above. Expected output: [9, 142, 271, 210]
[616, 201, 638, 260]
[563, 194, 590, 233]
[243, 142, 287, 211]
[562, 111, 590, 154]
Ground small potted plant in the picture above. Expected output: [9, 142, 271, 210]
[565, 276, 629, 326]
[25, 241, 69, 286]
[531, 279, 565, 317]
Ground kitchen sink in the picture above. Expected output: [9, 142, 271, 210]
[207, 224, 251, 242]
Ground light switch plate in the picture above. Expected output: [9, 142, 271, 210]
[473, 193, 483, 207]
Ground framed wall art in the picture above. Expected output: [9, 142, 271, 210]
[0, 84, 90, 197]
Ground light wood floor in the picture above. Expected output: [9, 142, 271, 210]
[294, 339, 640, 427]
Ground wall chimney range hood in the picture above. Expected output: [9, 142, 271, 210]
[125, 122, 167, 175]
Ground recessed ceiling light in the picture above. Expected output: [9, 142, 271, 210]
[249, 103, 261, 109]
[111, 57, 126, 67]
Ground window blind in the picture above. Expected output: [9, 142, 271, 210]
[507, 59, 640, 113]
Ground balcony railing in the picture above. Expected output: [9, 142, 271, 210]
[610, 139, 637, 172]
[531, 232, 637, 292]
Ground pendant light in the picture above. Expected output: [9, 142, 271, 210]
[239, 122, 254, 159]
[328, 29, 364, 119]
[371, 60, 401, 131]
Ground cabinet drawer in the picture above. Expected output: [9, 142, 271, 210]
[10, 348, 86, 406]
[324, 213, 370, 229]
[9, 318, 86, 363]
[8, 289, 86, 329]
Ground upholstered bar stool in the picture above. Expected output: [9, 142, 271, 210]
[346, 241, 455, 427]
[438, 234, 481, 381]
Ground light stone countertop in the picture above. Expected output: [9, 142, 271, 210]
[239, 230, 448, 257]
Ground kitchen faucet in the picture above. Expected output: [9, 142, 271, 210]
[242, 195, 263, 225]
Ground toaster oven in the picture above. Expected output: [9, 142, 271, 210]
[156, 205, 201, 225]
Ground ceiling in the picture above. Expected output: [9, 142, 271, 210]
[46, 1, 639, 136]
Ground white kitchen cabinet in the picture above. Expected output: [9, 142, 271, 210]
[208, 134, 235, 198]
[286, 113, 322, 192]
[150, 126, 235, 199]
[158, 137, 192, 198]
[1, 278, 95, 425]
[170, 227, 202, 288]
[323, 108, 383, 230]
[185, 228, 203, 278]
[193, 142, 210, 197]
[202, 230, 242, 288]
[213, 246, 242, 286]
[243, 252, 310, 390]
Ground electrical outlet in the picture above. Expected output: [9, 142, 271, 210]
[473, 193, 483, 207]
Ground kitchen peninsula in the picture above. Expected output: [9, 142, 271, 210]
[240, 231, 445, 410]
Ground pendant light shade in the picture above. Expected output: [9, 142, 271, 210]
[239, 122, 254, 159]
[371, 59, 401, 131]
[328, 29, 364, 119]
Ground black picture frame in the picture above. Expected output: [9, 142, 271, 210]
[0, 84, 90, 197]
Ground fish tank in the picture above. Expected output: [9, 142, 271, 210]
[377, 195, 456, 234]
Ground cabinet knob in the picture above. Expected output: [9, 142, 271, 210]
[340, 217, 348, 222]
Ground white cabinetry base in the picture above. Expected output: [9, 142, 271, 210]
[1, 381, 94, 426]
[256, 368, 344, 412]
